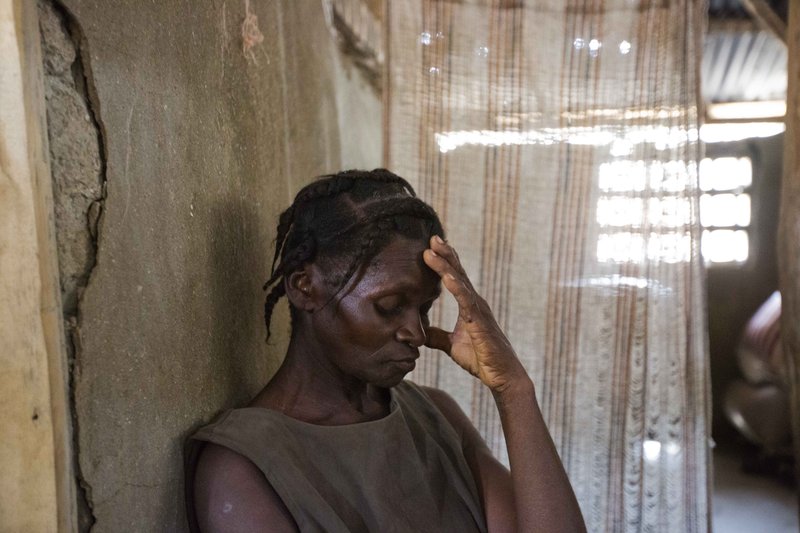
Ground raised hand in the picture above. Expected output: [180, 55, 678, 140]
[422, 235, 528, 394]
[422, 235, 586, 533]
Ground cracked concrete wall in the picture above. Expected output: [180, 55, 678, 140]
[39, 0, 103, 320]
[38, 1, 102, 528]
[39, 0, 381, 530]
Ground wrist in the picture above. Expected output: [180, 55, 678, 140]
[491, 373, 536, 407]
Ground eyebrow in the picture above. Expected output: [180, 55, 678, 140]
[372, 282, 441, 300]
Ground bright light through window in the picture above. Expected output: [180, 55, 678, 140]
[698, 157, 752, 265]
[699, 193, 751, 227]
[595, 160, 695, 264]
[699, 157, 752, 191]
[595, 156, 752, 265]
[598, 160, 693, 193]
[596, 197, 693, 228]
[702, 229, 749, 263]
[597, 232, 691, 263]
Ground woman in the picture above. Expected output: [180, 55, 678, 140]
[186, 169, 585, 532]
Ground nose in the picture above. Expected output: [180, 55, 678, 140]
[396, 311, 426, 348]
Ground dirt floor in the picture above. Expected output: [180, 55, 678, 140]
[713, 447, 798, 533]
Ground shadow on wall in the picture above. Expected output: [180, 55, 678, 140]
[209, 197, 278, 405]
[172, 197, 280, 527]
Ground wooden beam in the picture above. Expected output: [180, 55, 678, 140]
[778, 0, 800, 517]
[707, 17, 759, 35]
[0, 0, 75, 530]
[703, 115, 785, 124]
[741, 0, 787, 43]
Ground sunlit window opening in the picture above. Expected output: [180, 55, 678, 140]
[595, 160, 695, 264]
[595, 156, 752, 265]
[596, 231, 692, 263]
[698, 157, 752, 265]
[701, 229, 749, 263]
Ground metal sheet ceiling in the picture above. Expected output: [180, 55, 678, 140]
[703, 0, 788, 104]
[702, 29, 787, 103]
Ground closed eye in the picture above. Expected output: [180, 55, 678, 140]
[375, 295, 405, 317]
[375, 303, 404, 317]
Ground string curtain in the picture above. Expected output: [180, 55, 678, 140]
[385, 1, 710, 531]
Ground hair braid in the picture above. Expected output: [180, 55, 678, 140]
[263, 283, 286, 340]
[271, 205, 296, 274]
[263, 234, 316, 338]
[270, 177, 355, 274]
[322, 197, 438, 241]
[358, 168, 416, 196]
[293, 174, 356, 204]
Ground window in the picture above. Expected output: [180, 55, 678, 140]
[594, 156, 753, 265]
[698, 157, 752, 264]
[595, 160, 694, 264]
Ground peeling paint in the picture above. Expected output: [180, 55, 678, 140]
[241, 0, 264, 62]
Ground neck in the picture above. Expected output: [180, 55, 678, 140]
[252, 331, 389, 424]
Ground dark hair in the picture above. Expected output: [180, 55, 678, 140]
[263, 169, 444, 339]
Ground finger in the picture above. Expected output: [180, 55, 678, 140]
[423, 247, 473, 291]
[429, 236, 469, 279]
[442, 273, 483, 323]
[423, 248, 461, 279]
[429, 236, 465, 275]
[424, 326, 452, 353]
[424, 250, 482, 320]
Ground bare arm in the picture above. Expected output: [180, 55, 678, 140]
[193, 443, 299, 533]
[423, 236, 586, 533]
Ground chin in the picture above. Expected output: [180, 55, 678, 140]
[373, 372, 409, 389]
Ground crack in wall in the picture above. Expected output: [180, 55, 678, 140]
[38, 1, 108, 530]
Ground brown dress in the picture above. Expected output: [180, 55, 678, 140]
[185, 381, 487, 532]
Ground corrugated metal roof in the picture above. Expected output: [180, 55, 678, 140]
[703, 0, 788, 105]
[702, 29, 787, 103]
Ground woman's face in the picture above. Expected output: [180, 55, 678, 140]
[310, 236, 442, 388]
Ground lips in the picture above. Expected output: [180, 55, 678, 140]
[392, 359, 417, 372]
[387, 344, 419, 373]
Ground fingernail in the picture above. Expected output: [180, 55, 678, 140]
[434, 235, 444, 244]
[429, 249, 438, 256]
[446, 273, 455, 280]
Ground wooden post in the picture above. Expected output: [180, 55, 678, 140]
[0, 0, 75, 530]
[779, 0, 800, 517]
[740, 0, 787, 43]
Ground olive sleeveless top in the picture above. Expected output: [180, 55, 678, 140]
[185, 381, 487, 532]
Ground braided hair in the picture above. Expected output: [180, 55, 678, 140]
[263, 169, 445, 339]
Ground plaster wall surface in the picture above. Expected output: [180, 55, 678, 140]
[42, 0, 381, 530]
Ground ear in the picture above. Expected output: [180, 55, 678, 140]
[284, 264, 325, 313]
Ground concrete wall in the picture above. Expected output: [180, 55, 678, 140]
[39, 0, 381, 530]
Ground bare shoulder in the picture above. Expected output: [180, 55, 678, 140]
[193, 442, 298, 532]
